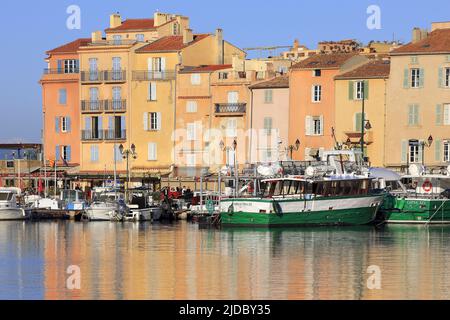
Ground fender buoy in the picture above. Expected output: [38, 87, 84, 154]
[422, 181, 433, 193]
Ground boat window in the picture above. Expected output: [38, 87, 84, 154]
[0, 193, 13, 201]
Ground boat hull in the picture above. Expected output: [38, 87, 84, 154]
[0, 208, 28, 221]
[382, 197, 450, 224]
[84, 207, 122, 221]
[220, 195, 383, 228]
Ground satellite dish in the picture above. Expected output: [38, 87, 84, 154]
[409, 164, 425, 176]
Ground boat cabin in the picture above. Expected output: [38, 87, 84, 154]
[260, 177, 372, 199]
[401, 175, 450, 196]
[60, 189, 87, 210]
[0, 188, 21, 209]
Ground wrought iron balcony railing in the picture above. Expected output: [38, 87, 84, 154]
[43, 68, 80, 75]
[81, 100, 105, 113]
[103, 70, 127, 82]
[104, 100, 127, 112]
[103, 130, 127, 141]
[81, 71, 104, 83]
[81, 130, 104, 141]
[215, 103, 247, 114]
[132, 70, 176, 81]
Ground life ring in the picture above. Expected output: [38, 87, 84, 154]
[422, 181, 433, 193]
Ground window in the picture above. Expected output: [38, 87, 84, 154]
[445, 68, 450, 88]
[59, 89, 67, 105]
[186, 154, 196, 167]
[64, 60, 78, 73]
[264, 117, 273, 135]
[408, 104, 420, 126]
[312, 117, 322, 135]
[136, 34, 145, 42]
[444, 141, 450, 162]
[226, 119, 238, 137]
[264, 90, 273, 104]
[148, 143, 157, 161]
[89, 58, 98, 81]
[114, 145, 123, 163]
[411, 68, 421, 88]
[312, 85, 322, 102]
[411, 56, 419, 64]
[313, 69, 321, 77]
[444, 104, 450, 125]
[90, 145, 99, 163]
[187, 123, 197, 141]
[409, 143, 420, 163]
[148, 82, 157, 101]
[219, 72, 228, 80]
[191, 73, 201, 85]
[227, 91, 239, 104]
[186, 101, 198, 113]
[112, 87, 122, 109]
[61, 117, 68, 133]
[61, 146, 71, 162]
[149, 113, 160, 131]
[113, 35, 122, 45]
[173, 22, 180, 35]
[112, 57, 122, 80]
[355, 81, 364, 100]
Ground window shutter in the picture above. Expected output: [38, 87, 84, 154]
[364, 80, 369, 100]
[85, 117, 91, 131]
[57, 60, 63, 73]
[401, 140, 407, 163]
[403, 69, 409, 88]
[414, 104, 420, 125]
[157, 112, 162, 130]
[143, 112, 149, 131]
[67, 117, 71, 132]
[355, 113, 362, 132]
[67, 146, 72, 162]
[435, 140, 442, 162]
[90, 146, 95, 162]
[436, 104, 443, 125]
[439, 67, 444, 88]
[160, 57, 166, 72]
[419, 68, 425, 87]
[75, 60, 79, 72]
[319, 115, 324, 135]
[98, 116, 103, 131]
[348, 81, 354, 100]
[304, 148, 311, 161]
[418, 140, 424, 162]
[444, 104, 450, 125]
[305, 116, 312, 136]
[55, 117, 60, 133]
[150, 82, 157, 101]
[121, 116, 126, 130]
[55, 146, 60, 161]
[408, 104, 413, 125]
[148, 58, 153, 72]
[148, 143, 157, 161]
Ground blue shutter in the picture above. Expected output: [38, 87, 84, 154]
[55, 117, 60, 133]
[403, 69, 409, 88]
[59, 89, 67, 105]
[121, 116, 126, 130]
[67, 117, 71, 132]
[55, 146, 60, 160]
[67, 146, 72, 162]
[419, 68, 425, 87]
[57, 60, 63, 73]
[85, 117, 91, 131]
[75, 60, 80, 72]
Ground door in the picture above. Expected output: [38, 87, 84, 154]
[112, 87, 121, 110]
[90, 88, 99, 110]
[89, 58, 98, 81]
[112, 57, 122, 80]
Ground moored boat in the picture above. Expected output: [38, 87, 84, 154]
[0, 188, 30, 221]
[83, 189, 127, 221]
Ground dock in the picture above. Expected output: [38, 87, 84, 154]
[30, 209, 82, 221]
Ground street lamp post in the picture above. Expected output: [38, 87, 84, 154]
[421, 135, 434, 166]
[360, 82, 372, 157]
[287, 139, 301, 160]
[119, 144, 137, 197]
[220, 139, 238, 197]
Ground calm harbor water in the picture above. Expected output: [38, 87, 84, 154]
[1, 221, 450, 300]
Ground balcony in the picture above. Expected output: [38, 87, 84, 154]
[81, 130, 104, 141]
[132, 70, 176, 81]
[215, 103, 247, 116]
[104, 130, 127, 141]
[43, 68, 79, 75]
[81, 100, 104, 113]
[41, 68, 80, 82]
[103, 70, 127, 83]
[81, 71, 104, 84]
[104, 100, 127, 113]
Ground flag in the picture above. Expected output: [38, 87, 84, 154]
[48, 160, 55, 168]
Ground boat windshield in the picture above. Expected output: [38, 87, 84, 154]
[0, 193, 13, 201]
[61, 190, 85, 202]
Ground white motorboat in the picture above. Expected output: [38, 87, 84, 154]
[123, 189, 162, 222]
[0, 188, 29, 221]
[83, 190, 127, 221]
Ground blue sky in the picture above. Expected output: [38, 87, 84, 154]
[0, 0, 449, 143]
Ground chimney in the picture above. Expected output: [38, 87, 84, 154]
[216, 28, 224, 65]
[154, 12, 169, 27]
[412, 27, 428, 43]
[110, 13, 122, 29]
[431, 21, 450, 31]
[91, 31, 103, 43]
[293, 39, 300, 50]
[183, 28, 193, 45]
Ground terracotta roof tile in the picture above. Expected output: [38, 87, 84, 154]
[292, 53, 357, 70]
[46, 38, 91, 55]
[136, 34, 210, 53]
[249, 76, 289, 89]
[105, 19, 156, 32]
[335, 59, 391, 80]
[391, 28, 450, 55]
[180, 64, 232, 73]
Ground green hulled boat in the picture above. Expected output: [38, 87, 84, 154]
[380, 170, 450, 224]
[220, 176, 385, 228]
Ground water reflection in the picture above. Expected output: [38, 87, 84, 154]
[0, 222, 449, 300]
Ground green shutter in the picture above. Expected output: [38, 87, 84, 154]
[403, 69, 409, 88]
[355, 113, 362, 132]
[419, 68, 425, 87]
[401, 140, 408, 163]
[436, 104, 443, 125]
[408, 104, 413, 125]
[364, 80, 369, 100]
[439, 67, 444, 88]
[414, 104, 420, 125]
[418, 140, 423, 163]
[435, 140, 442, 162]
[348, 81, 354, 100]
